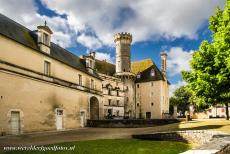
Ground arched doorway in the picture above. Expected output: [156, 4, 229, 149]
[90, 96, 99, 120]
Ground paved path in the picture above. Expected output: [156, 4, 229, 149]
[0, 125, 177, 149]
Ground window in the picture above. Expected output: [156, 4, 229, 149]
[90, 60, 92, 68]
[151, 102, 154, 106]
[108, 88, 111, 95]
[137, 84, 139, 88]
[117, 100, 119, 106]
[116, 110, 119, 116]
[146, 112, 151, 119]
[151, 82, 154, 87]
[108, 99, 111, 106]
[44, 61, 51, 76]
[137, 103, 139, 107]
[43, 33, 49, 45]
[117, 90, 119, 96]
[78, 74, 82, 86]
[56, 109, 63, 115]
[150, 69, 155, 76]
[137, 73, 141, 79]
[91, 79, 94, 89]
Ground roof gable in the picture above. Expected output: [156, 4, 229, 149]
[135, 64, 165, 83]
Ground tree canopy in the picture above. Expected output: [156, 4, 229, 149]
[182, 0, 230, 120]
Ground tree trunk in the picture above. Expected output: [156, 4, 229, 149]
[225, 102, 229, 120]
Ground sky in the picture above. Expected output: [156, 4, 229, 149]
[0, 0, 226, 96]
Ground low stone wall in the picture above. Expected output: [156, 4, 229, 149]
[87, 119, 179, 128]
[132, 130, 230, 154]
[133, 130, 215, 144]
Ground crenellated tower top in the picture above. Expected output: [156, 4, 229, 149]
[114, 32, 132, 44]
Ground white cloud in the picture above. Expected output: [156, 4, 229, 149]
[169, 81, 186, 97]
[41, 0, 225, 46]
[0, 0, 225, 49]
[95, 52, 114, 63]
[0, 0, 73, 48]
[166, 47, 193, 76]
[77, 34, 102, 49]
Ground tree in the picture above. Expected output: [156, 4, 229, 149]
[182, 0, 230, 120]
[170, 86, 194, 117]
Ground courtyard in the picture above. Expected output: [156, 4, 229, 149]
[0, 119, 230, 153]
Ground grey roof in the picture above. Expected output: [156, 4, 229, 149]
[95, 59, 116, 76]
[0, 13, 100, 79]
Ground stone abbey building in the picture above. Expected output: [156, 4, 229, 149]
[0, 14, 169, 135]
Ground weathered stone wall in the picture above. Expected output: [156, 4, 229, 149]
[0, 71, 103, 134]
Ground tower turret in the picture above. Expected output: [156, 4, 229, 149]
[114, 32, 132, 74]
[160, 52, 167, 77]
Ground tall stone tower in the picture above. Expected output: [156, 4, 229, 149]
[114, 32, 136, 119]
[114, 32, 132, 73]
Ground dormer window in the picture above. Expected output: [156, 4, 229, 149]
[150, 69, 155, 76]
[137, 72, 141, 79]
[83, 52, 95, 73]
[43, 33, 49, 45]
[37, 21, 53, 54]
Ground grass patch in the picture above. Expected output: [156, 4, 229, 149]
[4, 139, 191, 154]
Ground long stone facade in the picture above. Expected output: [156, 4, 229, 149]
[0, 14, 169, 135]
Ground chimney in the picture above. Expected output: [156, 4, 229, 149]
[160, 52, 167, 77]
[37, 21, 53, 54]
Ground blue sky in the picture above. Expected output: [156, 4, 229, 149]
[0, 0, 225, 95]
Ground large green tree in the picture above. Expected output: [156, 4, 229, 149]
[182, 0, 230, 120]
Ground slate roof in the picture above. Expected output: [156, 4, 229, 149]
[0, 13, 100, 79]
[135, 64, 165, 83]
[95, 59, 115, 76]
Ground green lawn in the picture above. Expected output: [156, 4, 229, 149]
[4, 139, 191, 154]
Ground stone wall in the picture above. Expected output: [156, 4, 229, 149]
[87, 119, 179, 127]
[132, 130, 230, 154]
